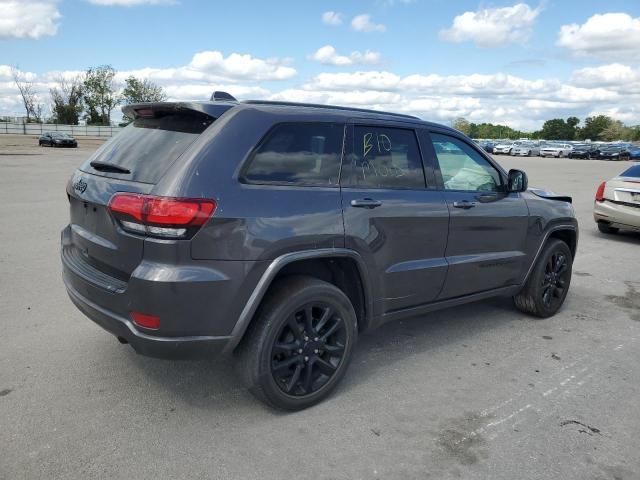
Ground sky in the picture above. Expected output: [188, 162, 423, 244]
[1, 0, 640, 130]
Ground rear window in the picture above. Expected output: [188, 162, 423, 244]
[621, 165, 640, 178]
[242, 123, 343, 186]
[81, 111, 214, 184]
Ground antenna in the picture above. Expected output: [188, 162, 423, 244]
[210, 91, 237, 102]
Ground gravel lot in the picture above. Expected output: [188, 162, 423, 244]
[1, 135, 639, 480]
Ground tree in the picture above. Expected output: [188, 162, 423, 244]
[452, 117, 472, 136]
[599, 120, 627, 142]
[121, 76, 167, 122]
[11, 66, 43, 123]
[580, 115, 613, 141]
[83, 65, 120, 125]
[539, 117, 579, 140]
[50, 75, 83, 125]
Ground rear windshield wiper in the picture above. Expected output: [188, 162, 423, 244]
[90, 161, 131, 174]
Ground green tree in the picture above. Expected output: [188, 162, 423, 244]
[539, 117, 579, 140]
[579, 115, 613, 141]
[599, 120, 627, 142]
[50, 75, 83, 125]
[83, 65, 120, 125]
[452, 117, 472, 136]
[121, 76, 167, 122]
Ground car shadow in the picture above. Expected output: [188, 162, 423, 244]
[583, 227, 640, 245]
[118, 296, 519, 413]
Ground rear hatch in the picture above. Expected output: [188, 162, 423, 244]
[64, 103, 222, 284]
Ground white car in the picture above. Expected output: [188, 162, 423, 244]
[493, 142, 518, 155]
[540, 144, 573, 157]
[594, 163, 640, 233]
[512, 143, 541, 156]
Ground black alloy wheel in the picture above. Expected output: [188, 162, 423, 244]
[541, 251, 569, 310]
[270, 302, 347, 396]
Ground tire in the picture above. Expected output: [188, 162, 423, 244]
[597, 222, 619, 234]
[235, 275, 358, 411]
[527, 150, 531, 157]
[514, 238, 572, 318]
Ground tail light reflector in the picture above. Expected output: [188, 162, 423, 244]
[130, 311, 160, 330]
[595, 182, 606, 202]
[109, 193, 216, 239]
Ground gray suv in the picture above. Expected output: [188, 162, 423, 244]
[61, 94, 578, 410]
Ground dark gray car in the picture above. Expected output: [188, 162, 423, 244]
[61, 95, 578, 410]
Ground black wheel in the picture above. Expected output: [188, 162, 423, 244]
[235, 275, 357, 410]
[597, 222, 619, 234]
[514, 239, 572, 318]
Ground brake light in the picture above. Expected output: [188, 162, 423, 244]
[130, 311, 160, 330]
[595, 182, 606, 202]
[109, 193, 216, 238]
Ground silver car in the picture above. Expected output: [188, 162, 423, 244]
[540, 143, 573, 157]
[512, 143, 541, 156]
[594, 163, 640, 233]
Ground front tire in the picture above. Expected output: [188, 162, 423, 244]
[235, 275, 357, 410]
[597, 222, 619, 234]
[514, 239, 572, 318]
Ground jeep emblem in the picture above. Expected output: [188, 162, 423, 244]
[73, 179, 87, 193]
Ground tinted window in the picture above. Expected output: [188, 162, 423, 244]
[342, 126, 425, 189]
[243, 123, 343, 186]
[431, 133, 502, 192]
[621, 164, 640, 178]
[80, 111, 213, 183]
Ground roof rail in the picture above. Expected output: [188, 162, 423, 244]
[210, 91, 238, 102]
[242, 100, 420, 120]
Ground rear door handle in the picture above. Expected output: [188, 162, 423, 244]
[453, 200, 476, 209]
[351, 198, 383, 209]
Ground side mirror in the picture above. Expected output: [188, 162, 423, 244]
[507, 169, 528, 193]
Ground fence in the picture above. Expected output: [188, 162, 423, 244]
[0, 122, 122, 137]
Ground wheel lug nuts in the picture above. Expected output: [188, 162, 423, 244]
[304, 356, 309, 362]
[304, 336, 309, 341]
[298, 349, 303, 354]
[314, 337, 319, 341]
[314, 349, 319, 354]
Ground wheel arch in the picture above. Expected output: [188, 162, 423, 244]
[225, 249, 374, 353]
[521, 225, 578, 286]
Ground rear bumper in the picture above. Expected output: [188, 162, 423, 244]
[61, 225, 267, 358]
[64, 279, 230, 359]
[594, 200, 640, 231]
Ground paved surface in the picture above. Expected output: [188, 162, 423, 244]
[1, 136, 639, 480]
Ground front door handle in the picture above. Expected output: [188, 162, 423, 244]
[453, 200, 476, 209]
[351, 198, 383, 209]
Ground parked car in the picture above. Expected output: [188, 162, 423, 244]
[61, 94, 578, 410]
[39, 132, 78, 148]
[512, 142, 540, 156]
[568, 144, 599, 159]
[596, 145, 633, 161]
[629, 146, 640, 159]
[493, 141, 517, 155]
[540, 143, 573, 157]
[479, 140, 494, 153]
[594, 163, 640, 233]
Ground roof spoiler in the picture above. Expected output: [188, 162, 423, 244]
[210, 91, 238, 102]
[122, 101, 234, 120]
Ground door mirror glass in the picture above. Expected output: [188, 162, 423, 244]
[508, 169, 528, 192]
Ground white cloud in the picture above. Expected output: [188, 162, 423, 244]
[557, 13, 640, 59]
[0, 0, 61, 39]
[86, 0, 174, 5]
[310, 45, 381, 66]
[351, 14, 386, 32]
[439, 3, 540, 47]
[3, 58, 640, 131]
[321, 11, 343, 26]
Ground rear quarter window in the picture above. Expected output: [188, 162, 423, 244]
[621, 164, 640, 178]
[80, 111, 213, 184]
[241, 123, 343, 186]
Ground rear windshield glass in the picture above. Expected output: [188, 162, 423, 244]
[80, 111, 214, 183]
[621, 165, 640, 178]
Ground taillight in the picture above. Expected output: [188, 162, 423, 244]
[595, 182, 606, 202]
[130, 311, 160, 330]
[108, 193, 216, 239]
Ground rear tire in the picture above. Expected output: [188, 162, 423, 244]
[597, 222, 619, 234]
[514, 239, 572, 318]
[235, 275, 357, 411]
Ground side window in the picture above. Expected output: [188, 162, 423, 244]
[242, 123, 343, 186]
[342, 126, 425, 189]
[431, 133, 502, 192]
